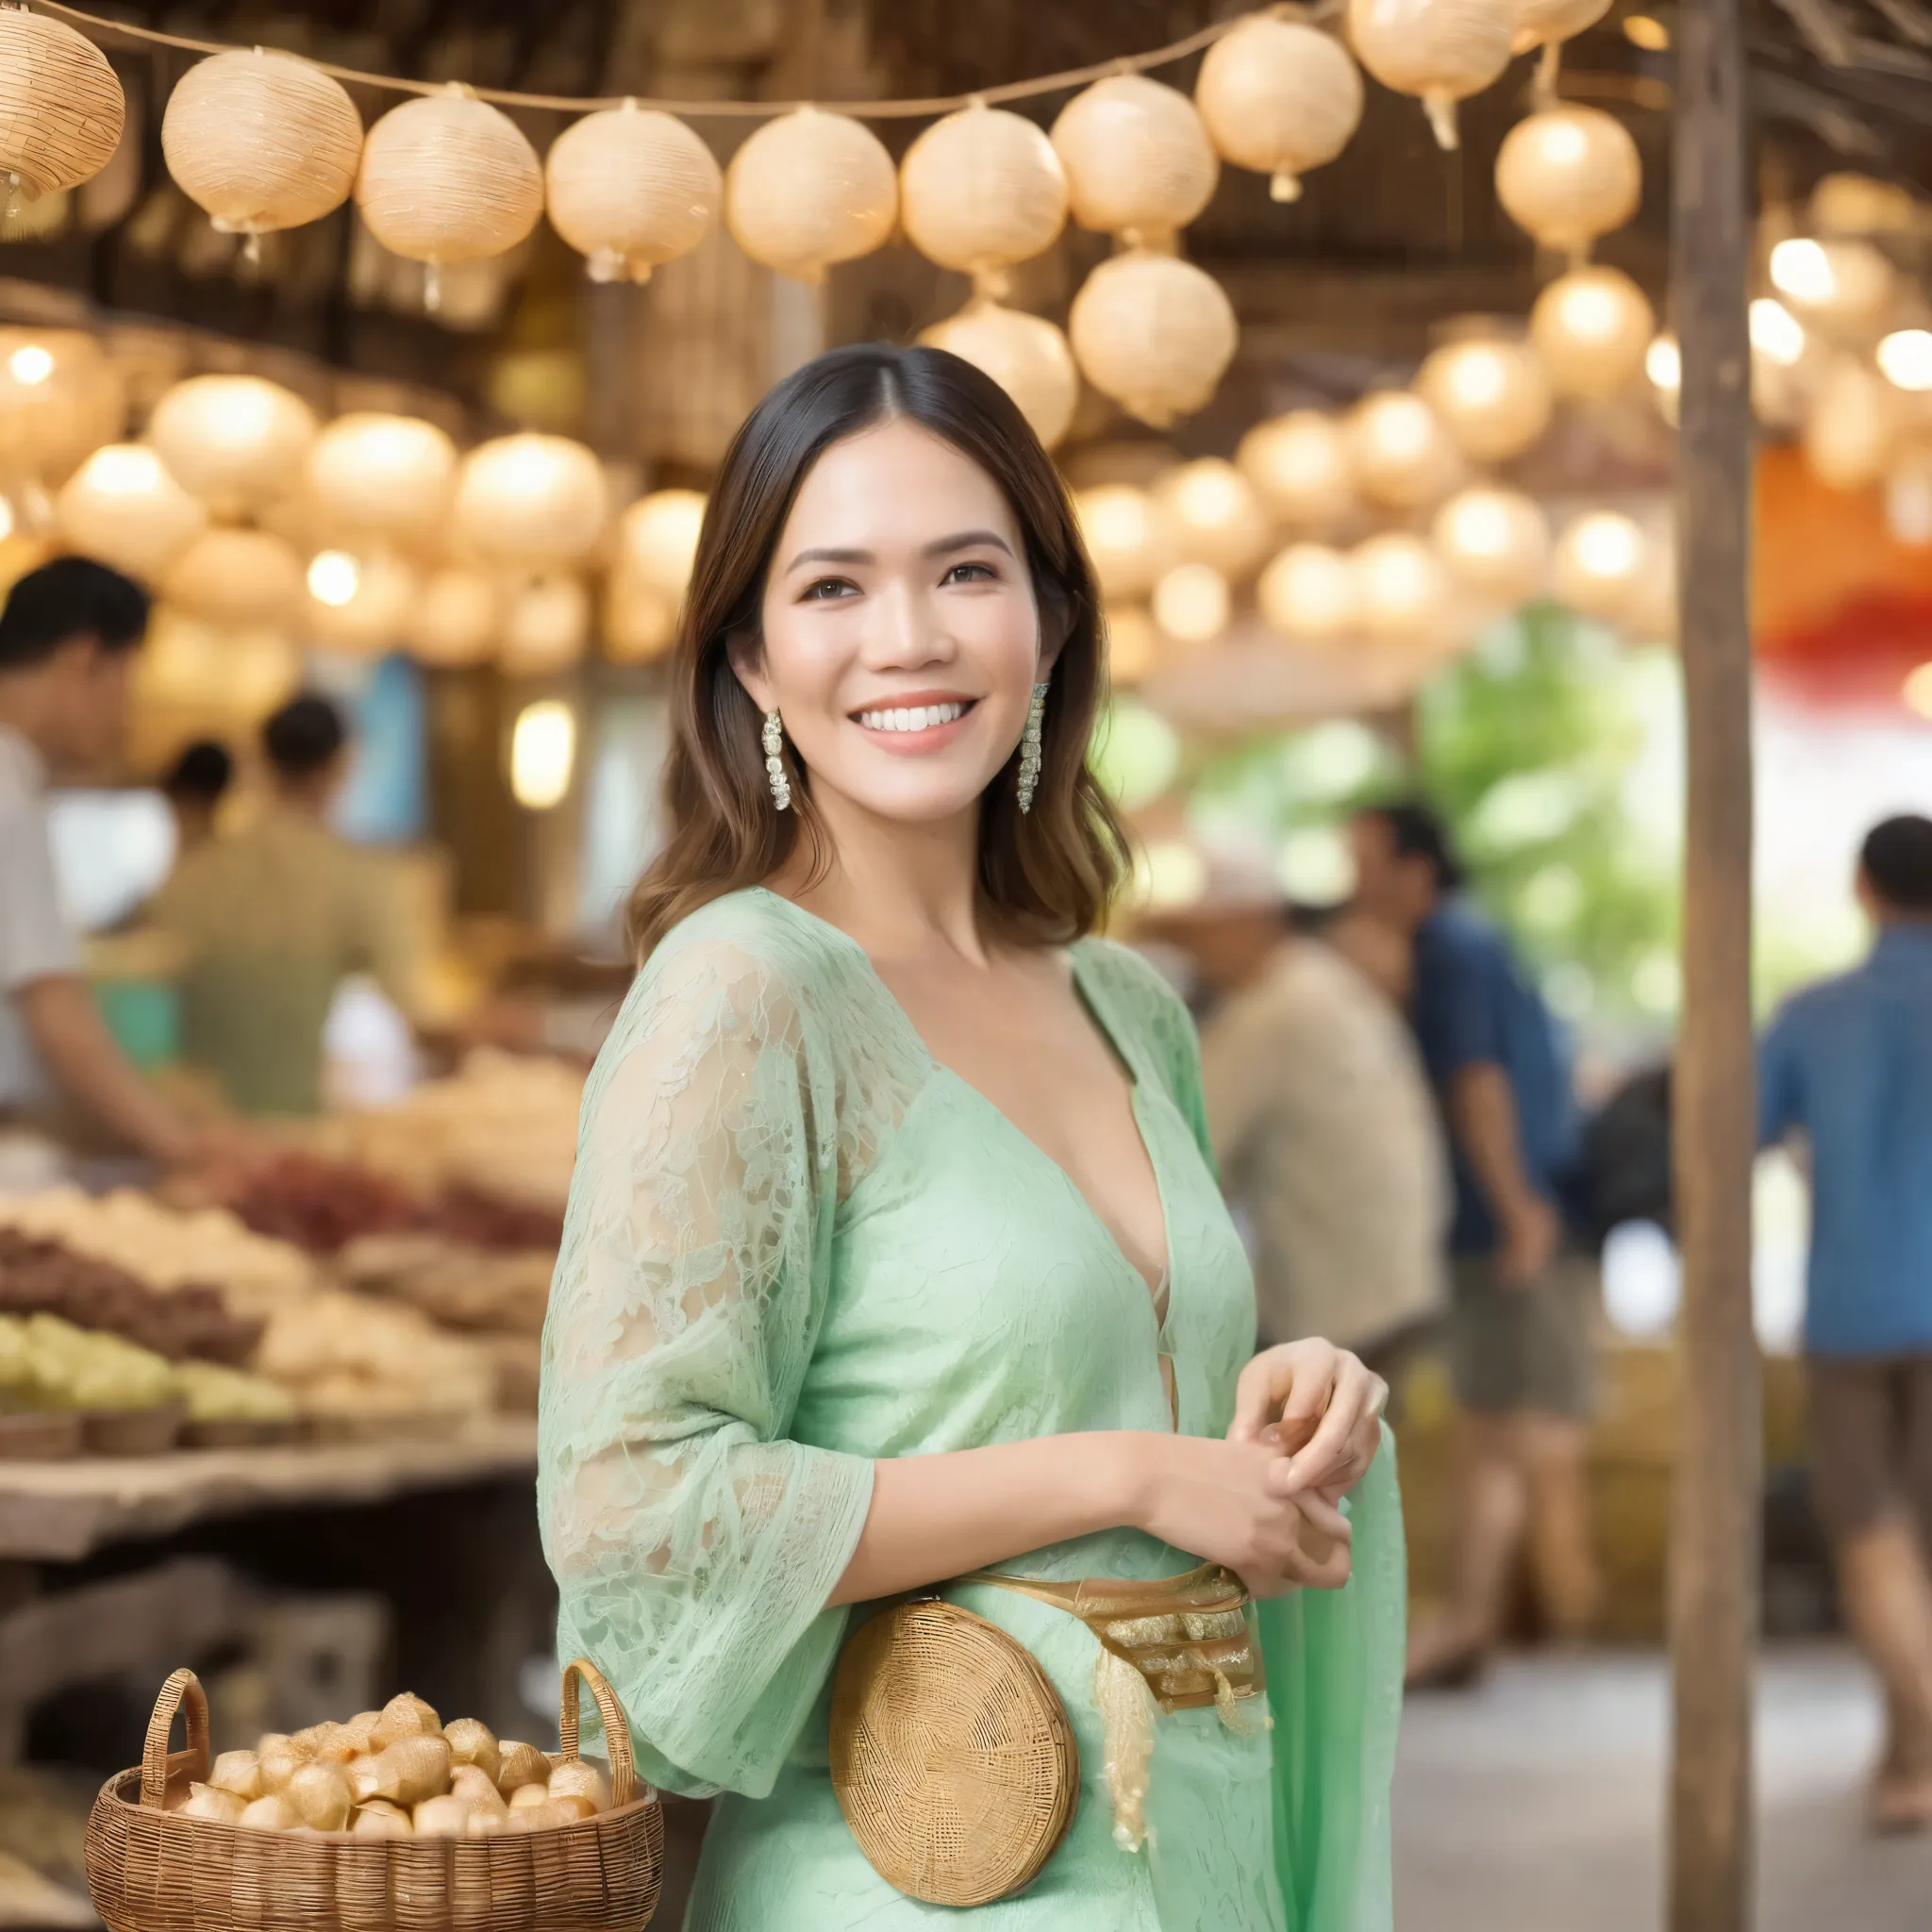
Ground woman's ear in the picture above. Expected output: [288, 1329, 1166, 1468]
[724, 629, 774, 711]
[1035, 582, 1082, 675]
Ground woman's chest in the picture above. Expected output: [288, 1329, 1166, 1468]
[791, 1076, 1257, 1456]
[877, 964, 1171, 1289]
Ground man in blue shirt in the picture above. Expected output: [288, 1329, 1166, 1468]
[1759, 814, 1932, 1832]
[1350, 800, 1592, 1686]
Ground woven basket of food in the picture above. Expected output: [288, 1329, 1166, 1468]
[85, 1660, 662, 1932]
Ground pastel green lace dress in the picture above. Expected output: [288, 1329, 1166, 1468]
[538, 888, 1404, 1931]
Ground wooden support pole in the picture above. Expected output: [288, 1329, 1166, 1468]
[1667, 1, 1759, 1929]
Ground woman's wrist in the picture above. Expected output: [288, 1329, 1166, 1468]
[1083, 1429, 1166, 1539]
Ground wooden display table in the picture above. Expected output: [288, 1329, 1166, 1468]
[0, 1419, 538, 1562]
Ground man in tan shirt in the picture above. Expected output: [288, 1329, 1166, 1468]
[154, 694, 422, 1117]
[1152, 860, 1450, 1377]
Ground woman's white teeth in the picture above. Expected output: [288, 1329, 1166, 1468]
[858, 701, 966, 733]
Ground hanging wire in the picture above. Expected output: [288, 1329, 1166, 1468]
[30, 0, 1341, 120]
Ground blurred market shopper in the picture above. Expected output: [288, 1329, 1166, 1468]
[158, 737, 233, 859]
[0, 557, 208, 1167]
[1759, 814, 1932, 1833]
[1150, 850, 1450, 1391]
[1351, 799, 1596, 1684]
[538, 344, 1402, 1932]
[155, 693, 425, 1116]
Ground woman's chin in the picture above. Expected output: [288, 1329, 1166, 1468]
[817, 767, 1005, 828]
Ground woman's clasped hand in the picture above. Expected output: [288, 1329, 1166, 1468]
[1135, 1337, 1389, 1600]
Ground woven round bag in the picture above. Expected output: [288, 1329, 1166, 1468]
[829, 1597, 1078, 1907]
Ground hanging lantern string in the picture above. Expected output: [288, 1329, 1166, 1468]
[29, 0, 1342, 119]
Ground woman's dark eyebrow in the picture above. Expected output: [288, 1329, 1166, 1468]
[923, 529, 1014, 558]
[785, 531, 1014, 572]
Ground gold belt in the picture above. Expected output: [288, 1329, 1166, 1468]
[965, 1561, 1266, 1714]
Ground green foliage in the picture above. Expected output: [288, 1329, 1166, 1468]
[1186, 604, 1680, 1027]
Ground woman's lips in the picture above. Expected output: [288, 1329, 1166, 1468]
[850, 696, 979, 754]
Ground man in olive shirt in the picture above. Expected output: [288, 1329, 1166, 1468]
[155, 694, 423, 1116]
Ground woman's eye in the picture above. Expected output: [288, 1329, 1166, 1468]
[801, 576, 858, 601]
[942, 560, 997, 585]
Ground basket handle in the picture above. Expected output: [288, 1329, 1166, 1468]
[557, 1657, 637, 1807]
[140, 1668, 211, 1809]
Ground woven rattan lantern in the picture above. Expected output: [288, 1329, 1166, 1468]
[606, 577, 678, 664]
[1050, 76, 1218, 247]
[0, 330, 125, 483]
[614, 489, 706, 599]
[147, 374, 317, 519]
[500, 573, 591, 675]
[0, 9, 124, 207]
[356, 88, 543, 296]
[306, 412, 456, 540]
[1345, 0, 1515, 150]
[453, 433, 609, 567]
[1257, 541, 1358, 646]
[545, 100, 721, 284]
[1529, 264, 1654, 398]
[1155, 458, 1270, 577]
[1768, 237, 1896, 342]
[1495, 106, 1641, 257]
[725, 107, 896, 283]
[305, 547, 416, 654]
[161, 527, 304, 625]
[1194, 18, 1362, 204]
[1068, 252, 1237, 428]
[1236, 411, 1357, 527]
[1352, 531, 1454, 644]
[55, 444, 206, 580]
[1074, 485, 1174, 601]
[1152, 561, 1230, 644]
[1511, 0, 1612, 50]
[1415, 336, 1552, 465]
[1804, 357, 1896, 491]
[1432, 485, 1549, 607]
[1552, 509, 1646, 622]
[1347, 391, 1461, 510]
[406, 567, 499, 666]
[920, 300, 1078, 451]
[1809, 173, 1918, 240]
[900, 105, 1067, 291]
[161, 49, 361, 243]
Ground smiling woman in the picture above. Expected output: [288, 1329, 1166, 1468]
[538, 344, 1405, 1932]
[626, 344, 1124, 959]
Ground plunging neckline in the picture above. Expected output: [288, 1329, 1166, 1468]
[751, 889, 1176, 1320]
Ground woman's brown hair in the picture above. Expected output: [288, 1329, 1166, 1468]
[626, 342, 1129, 961]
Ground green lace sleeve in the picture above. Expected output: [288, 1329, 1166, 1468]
[537, 921, 875, 1799]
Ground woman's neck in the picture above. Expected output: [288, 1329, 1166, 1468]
[777, 785, 990, 967]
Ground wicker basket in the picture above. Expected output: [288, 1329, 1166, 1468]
[830, 1597, 1078, 1907]
[85, 1659, 664, 1932]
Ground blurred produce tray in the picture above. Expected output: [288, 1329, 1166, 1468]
[81, 1402, 187, 1457]
[0, 1417, 537, 1561]
[300, 1405, 476, 1445]
[0, 1410, 82, 1460]
[178, 1416, 299, 1451]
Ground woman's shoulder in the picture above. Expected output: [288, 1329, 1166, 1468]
[643, 887, 848, 993]
[1071, 935, 1199, 1064]
[616, 887, 896, 1069]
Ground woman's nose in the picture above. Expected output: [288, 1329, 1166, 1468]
[860, 576, 954, 669]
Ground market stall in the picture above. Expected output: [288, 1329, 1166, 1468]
[0, 0, 1924, 1922]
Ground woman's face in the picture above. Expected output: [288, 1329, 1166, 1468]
[731, 417, 1045, 826]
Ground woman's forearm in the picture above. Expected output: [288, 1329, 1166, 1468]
[828, 1431, 1147, 1606]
